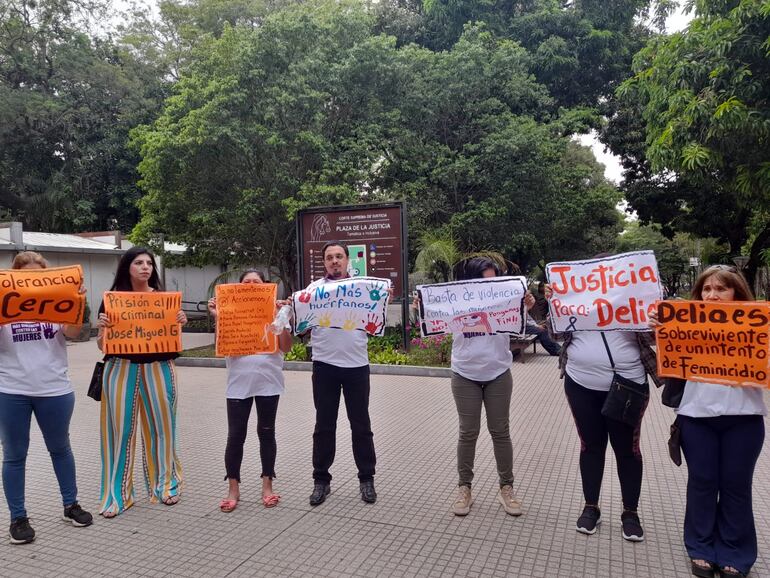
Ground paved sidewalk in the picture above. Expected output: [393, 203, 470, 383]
[2, 338, 769, 577]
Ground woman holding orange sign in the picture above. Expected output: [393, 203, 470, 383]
[96, 247, 187, 518]
[208, 269, 292, 512]
[656, 266, 765, 578]
[0, 252, 93, 544]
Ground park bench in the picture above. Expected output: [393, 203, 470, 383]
[510, 334, 537, 362]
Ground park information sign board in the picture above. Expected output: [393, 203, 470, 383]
[215, 283, 278, 357]
[416, 277, 527, 337]
[103, 291, 182, 355]
[297, 202, 407, 300]
[656, 301, 770, 388]
[546, 251, 663, 332]
[0, 265, 85, 324]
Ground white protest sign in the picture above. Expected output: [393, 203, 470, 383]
[417, 276, 527, 337]
[292, 276, 391, 336]
[546, 250, 663, 332]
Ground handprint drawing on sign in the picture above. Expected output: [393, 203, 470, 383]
[297, 292, 312, 304]
[367, 282, 385, 302]
[318, 313, 332, 327]
[362, 313, 383, 335]
[342, 313, 357, 331]
[42, 323, 58, 340]
[296, 314, 315, 333]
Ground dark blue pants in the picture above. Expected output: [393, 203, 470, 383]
[680, 414, 764, 574]
[524, 324, 561, 355]
[0, 392, 77, 520]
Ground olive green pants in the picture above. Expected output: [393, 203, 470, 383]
[451, 369, 513, 488]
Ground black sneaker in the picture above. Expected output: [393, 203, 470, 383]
[576, 505, 601, 535]
[63, 502, 93, 527]
[309, 483, 330, 506]
[621, 510, 644, 542]
[9, 517, 35, 544]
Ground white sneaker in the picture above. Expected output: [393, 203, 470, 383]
[452, 486, 473, 516]
[498, 485, 523, 516]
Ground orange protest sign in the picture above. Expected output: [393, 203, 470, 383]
[103, 292, 182, 355]
[215, 283, 277, 356]
[655, 300, 770, 388]
[0, 265, 85, 324]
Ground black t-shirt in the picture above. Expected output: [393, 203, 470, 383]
[98, 298, 180, 363]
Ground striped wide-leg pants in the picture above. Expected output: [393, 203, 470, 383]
[99, 358, 183, 515]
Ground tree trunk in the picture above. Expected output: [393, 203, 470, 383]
[745, 222, 770, 292]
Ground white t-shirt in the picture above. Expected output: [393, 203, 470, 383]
[565, 332, 646, 392]
[452, 333, 512, 382]
[677, 380, 767, 418]
[0, 322, 72, 397]
[304, 277, 369, 368]
[310, 327, 369, 368]
[225, 352, 285, 399]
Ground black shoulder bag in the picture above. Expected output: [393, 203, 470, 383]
[87, 359, 105, 401]
[600, 333, 649, 426]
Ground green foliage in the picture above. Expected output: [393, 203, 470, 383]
[0, 0, 164, 232]
[406, 333, 452, 367]
[368, 348, 409, 365]
[131, 2, 625, 283]
[615, 222, 688, 296]
[285, 341, 310, 361]
[615, 0, 770, 285]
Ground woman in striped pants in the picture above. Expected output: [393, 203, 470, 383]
[96, 247, 187, 518]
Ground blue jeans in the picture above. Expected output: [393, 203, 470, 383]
[525, 323, 561, 356]
[0, 392, 77, 519]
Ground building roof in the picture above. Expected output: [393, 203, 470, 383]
[0, 229, 122, 253]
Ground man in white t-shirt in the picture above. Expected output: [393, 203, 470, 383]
[305, 242, 377, 506]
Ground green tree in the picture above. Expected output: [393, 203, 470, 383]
[616, 0, 770, 286]
[132, 1, 625, 286]
[0, 0, 163, 231]
[615, 221, 688, 296]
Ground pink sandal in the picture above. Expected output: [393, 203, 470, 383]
[262, 494, 281, 508]
[220, 498, 238, 513]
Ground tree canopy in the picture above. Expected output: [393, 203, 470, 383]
[130, 1, 625, 288]
[609, 0, 770, 285]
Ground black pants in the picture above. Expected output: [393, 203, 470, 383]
[224, 395, 279, 481]
[312, 361, 376, 483]
[564, 374, 645, 510]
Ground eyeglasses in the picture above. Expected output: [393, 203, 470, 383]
[704, 264, 737, 273]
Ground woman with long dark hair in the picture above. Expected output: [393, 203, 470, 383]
[425, 256, 529, 517]
[662, 266, 765, 578]
[208, 269, 292, 512]
[545, 253, 660, 542]
[96, 246, 187, 518]
[0, 252, 93, 544]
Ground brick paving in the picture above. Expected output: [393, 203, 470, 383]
[2, 336, 769, 577]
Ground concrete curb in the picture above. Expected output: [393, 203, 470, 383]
[175, 356, 452, 378]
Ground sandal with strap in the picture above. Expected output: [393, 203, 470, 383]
[162, 495, 180, 506]
[220, 498, 238, 513]
[262, 494, 281, 508]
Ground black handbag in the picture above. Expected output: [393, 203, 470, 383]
[668, 418, 682, 466]
[599, 333, 649, 426]
[661, 378, 686, 408]
[87, 361, 105, 401]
